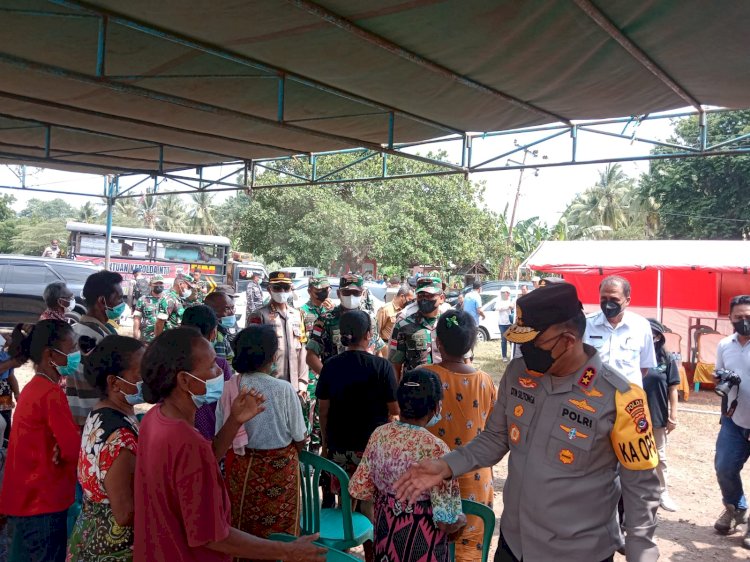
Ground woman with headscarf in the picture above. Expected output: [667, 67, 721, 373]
[0, 320, 80, 561]
[67, 335, 145, 561]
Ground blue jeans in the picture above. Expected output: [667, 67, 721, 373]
[8, 510, 68, 562]
[715, 416, 750, 510]
[499, 324, 511, 358]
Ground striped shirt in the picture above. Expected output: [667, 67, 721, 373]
[66, 316, 117, 428]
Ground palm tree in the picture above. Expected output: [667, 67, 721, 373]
[188, 191, 218, 235]
[77, 201, 100, 223]
[157, 193, 188, 232]
[137, 189, 159, 230]
[111, 196, 139, 227]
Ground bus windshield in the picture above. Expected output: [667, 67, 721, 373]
[66, 221, 231, 283]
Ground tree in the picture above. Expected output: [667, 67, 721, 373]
[0, 193, 16, 222]
[189, 191, 218, 235]
[137, 189, 159, 230]
[77, 201, 101, 223]
[157, 192, 188, 232]
[111, 197, 140, 228]
[11, 220, 68, 255]
[216, 194, 249, 245]
[640, 110, 750, 239]
[18, 198, 76, 223]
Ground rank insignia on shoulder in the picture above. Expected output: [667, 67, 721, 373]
[582, 386, 604, 398]
[568, 398, 596, 413]
[518, 377, 538, 389]
[559, 449, 575, 464]
[560, 424, 589, 440]
[578, 366, 596, 388]
[509, 423, 521, 445]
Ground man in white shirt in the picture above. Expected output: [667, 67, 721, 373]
[713, 295, 750, 546]
[497, 286, 514, 361]
[584, 275, 656, 387]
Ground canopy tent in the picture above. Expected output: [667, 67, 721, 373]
[522, 240, 750, 357]
[0, 0, 750, 177]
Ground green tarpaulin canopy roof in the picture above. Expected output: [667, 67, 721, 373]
[0, 0, 749, 175]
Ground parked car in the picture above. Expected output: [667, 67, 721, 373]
[476, 294, 517, 343]
[0, 256, 101, 326]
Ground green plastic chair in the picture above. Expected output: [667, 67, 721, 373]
[297, 450, 373, 552]
[269, 533, 360, 562]
[450, 499, 496, 562]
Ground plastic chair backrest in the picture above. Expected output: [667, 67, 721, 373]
[662, 332, 682, 360]
[269, 533, 360, 562]
[298, 450, 356, 542]
[697, 332, 724, 364]
[691, 326, 719, 363]
[450, 499, 496, 562]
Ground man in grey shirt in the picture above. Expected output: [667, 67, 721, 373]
[395, 282, 660, 562]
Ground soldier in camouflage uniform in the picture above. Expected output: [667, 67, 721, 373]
[191, 268, 209, 296]
[306, 273, 386, 375]
[132, 274, 167, 343]
[127, 266, 151, 308]
[389, 276, 446, 380]
[155, 273, 195, 336]
[300, 275, 334, 450]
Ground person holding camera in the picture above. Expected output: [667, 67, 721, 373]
[714, 295, 750, 546]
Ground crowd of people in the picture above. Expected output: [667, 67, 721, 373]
[0, 263, 748, 561]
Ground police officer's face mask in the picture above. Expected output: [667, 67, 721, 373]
[520, 332, 568, 375]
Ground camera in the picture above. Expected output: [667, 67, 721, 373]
[715, 368, 741, 398]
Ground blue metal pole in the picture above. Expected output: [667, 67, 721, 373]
[387, 113, 394, 149]
[277, 75, 285, 122]
[96, 16, 108, 76]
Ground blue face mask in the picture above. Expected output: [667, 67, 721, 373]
[185, 371, 224, 408]
[52, 349, 82, 377]
[106, 301, 127, 320]
[117, 377, 145, 405]
[426, 411, 442, 428]
[220, 315, 237, 328]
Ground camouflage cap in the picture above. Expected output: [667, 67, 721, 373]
[416, 276, 442, 294]
[150, 274, 165, 284]
[181, 273, 196, 285]
[339, 273, 364, 289]
[309, 274, 330, 289]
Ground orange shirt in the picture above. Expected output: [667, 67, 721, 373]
[0, 376, 79, 516]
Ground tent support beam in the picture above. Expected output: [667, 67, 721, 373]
[288, 0, 572, 126]
[104, 175, 117, 270]
[48, 0, 464, 137]
[573, 0, 701, 110]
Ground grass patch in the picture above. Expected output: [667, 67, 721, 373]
[473, 340, 508, 385]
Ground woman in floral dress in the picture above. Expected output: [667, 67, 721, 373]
[426, 310, 496, 562]
[67, 336, 145, 561]
[350, 368, 466, 562]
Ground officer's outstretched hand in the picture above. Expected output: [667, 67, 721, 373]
[394, 459, 453, 505]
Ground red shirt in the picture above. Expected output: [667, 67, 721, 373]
[134, 405, 231, 562]
[0, 375, 79, 516]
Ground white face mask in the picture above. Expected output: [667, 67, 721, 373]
[271, 290, 290, 304]
[181, 288, 192, 299]
[59, 298, 75, 312]
[340, 295, 361, 309]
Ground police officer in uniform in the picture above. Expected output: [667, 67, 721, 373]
[395, 282, 660, 562]
[300, 275, 334, 451]
[389, 276, 446, 380]
[132, 274, 167, 343]
[249, 271, 308, 398]
[306, 273, 385, 375]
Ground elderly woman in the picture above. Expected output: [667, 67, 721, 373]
[40, 281, 76, 322]
[0, 320, 80, 561]
[217, 325, 307, 554]
[135, 328, 324, 562]
[350, 368, 465, 562]
[66, 335, 145, 561]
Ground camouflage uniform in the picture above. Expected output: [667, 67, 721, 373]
[307, 306, 385, 362]
[159, 289, 187, 331]
[299, 275, 333, 449]
[133, 294, 166, 343]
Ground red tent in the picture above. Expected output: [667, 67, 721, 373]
[522, 240, 750, 357]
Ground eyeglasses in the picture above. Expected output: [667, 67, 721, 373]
[270, 284, 291, 292]
[339, 289, 362, 296]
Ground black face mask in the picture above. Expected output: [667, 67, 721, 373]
[153, 286, 164, 295]
[733, 319, 750, 336]
[601, 300, 622, 319]
[314, 290, 329, 301]
[418, 299, 438, 315]
[520, 334, 565, 375]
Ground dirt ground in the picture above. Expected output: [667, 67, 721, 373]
[8, 340, 749, 560]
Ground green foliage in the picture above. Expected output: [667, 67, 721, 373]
[0, 219, 18, 253]
[77, 201, 101, 223]
[157, 193, 188, 232]
[640, 110, 750, 239]
[11, 219, 68, 255]
[0, 194, 16, 222]
[188, 192, 218, 235]
[18, 198, 76, 223]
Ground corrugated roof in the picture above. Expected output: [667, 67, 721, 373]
[1, 0, 749, 175]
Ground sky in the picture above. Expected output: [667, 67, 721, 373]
[0, 112, 681, 229]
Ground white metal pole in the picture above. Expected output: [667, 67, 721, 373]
[656, 269, 663, 323]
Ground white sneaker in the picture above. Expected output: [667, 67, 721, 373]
[659, 492, 678, 512]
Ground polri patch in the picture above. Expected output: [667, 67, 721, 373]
[513, 404, 524, 418]
[518, 377, 538, 389]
